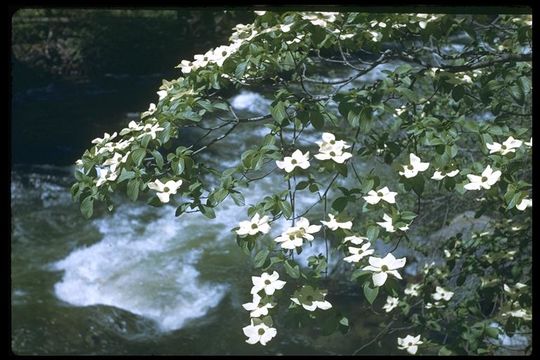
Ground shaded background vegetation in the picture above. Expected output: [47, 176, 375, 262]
[11, 8, 255, 164]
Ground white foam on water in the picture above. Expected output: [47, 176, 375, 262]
[52, 204, 229, 332]
[230, 90, 271, 114]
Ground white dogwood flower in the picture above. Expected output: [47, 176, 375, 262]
[315, 132, 350, 152]
[274, 228, 304, 250]
[141, 103, 157, 118]
[516, 198, 532, 211]
[91, 132, 117, 146]
[363, 253, 406, 287]
[120, 120, 145, 136]
[363, 186, 397, 205]
[295, 217, 322, 240]
[382, 296, 399, 312]
[102, 151, 129, 171]
[276, 149, 310, 173]
[251, 271, 286, 295]
[431, 169, 459, 180]
[377, 213, 409, 233]
[236, 213, 271, 237]
[405, 283, 421, 297]
[242, 293, 274, 318]
[502, 309, 532, 321]
[397, 335, 423, 355]
[432, 286, 454, 301]
[280, 23, 292, 32]
[503, 283, 527, 296]
[464, 165, 501, 190]
[486, 136, 523, 155]
[343, 243, 374, 263]
[314, 148, 352, 163]
[210, 45, 237, 67]
[343, 235, 368, 245]
[242, 320, 277, 345]
[399, 153, 429, 178]
[368, 30, 382, 42]
[157, 90, 168, 101]
[290, 286, 332, 311]
[321, 214, 352, 231]
[95, 166, 119, 187]
[138, 122, 164, 140]
[147, 179, 183, 203]
[314, 133, 352, 163]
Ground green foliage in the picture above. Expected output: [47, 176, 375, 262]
[71, 10, 531, 355]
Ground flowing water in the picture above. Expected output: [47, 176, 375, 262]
[12, 89, 405, 355]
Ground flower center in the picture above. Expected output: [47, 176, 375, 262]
[329, 151, 336, 156]
[377, 192, 383, 197]
[251, 224, 258, 229]
[501, 145, 507, 150]
[381, 265, 389, 272]
[408, 342, 413, 346]
[258, 328, 266, 335]
[289, 235, 295, 240]
[203, 56, 208, 61]
[481, 176, 488, 182]
[330, 140, 336, 145]
[407, 165, 414, 170]
[264, 280, 271, 285]
[163, 187, 170, 192]
[291, 159, 298, 164]
[222, 51, 228, 57]
[145, 128, 151, 132]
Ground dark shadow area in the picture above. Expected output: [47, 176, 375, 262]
[11, 8, 255, 165]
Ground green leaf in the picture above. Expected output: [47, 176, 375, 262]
[270, 101, 288, 124]
[396, 86, 418, 102]
[295, 181, 309, 191]
[127, 179, 140, 201]
[253, 248, 270, 268]
[174, 158, 185, 175]
[310, 110, 324, 130]
[131, 148, 146, 167]
[235, 61, 249, 79]
[363, 282, 379, 304]
[410, 175, 425, 196]
[117, 169, 136, 183]
[175, 203, 190, 217]
[284, 260, 300, 279]
[507, 192, 522, 210]
[438, 346, 453, 356]
[359, 107, 373, 133]
[332, 196, 349, 212]
[361, 178, 374, 193]
[395, 64, 413, 75]
[280, 200, 293, 219]
[452, 85, 465, 102]
[485, 326, 500, 339]
[209, 188, 228, 206]
[230, 192, 245, 206]
[351, 269, 371, 281]
[80, 196, 94, 219]
[366, 226, 379, 242]
[336, 164, 348, 177]
[199, 204, 216, 219]
[151, 150, 164, 169]
[347, 110, 360, 127]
